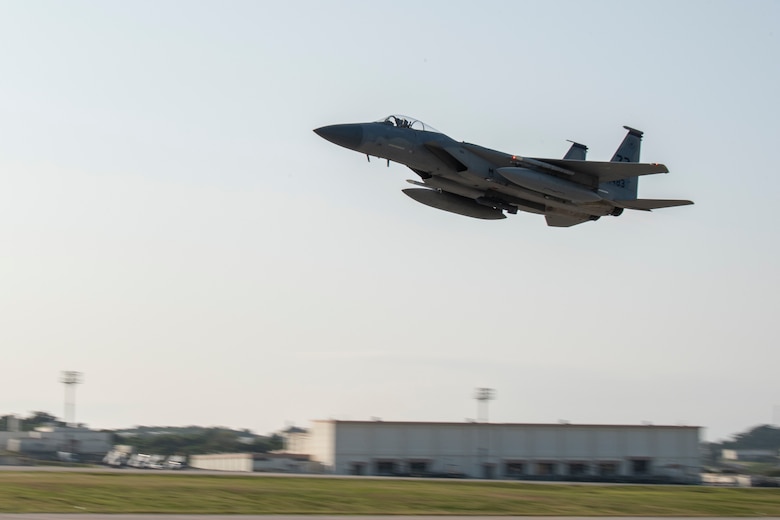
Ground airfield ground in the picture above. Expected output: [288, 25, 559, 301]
[0, 471, 779, 515]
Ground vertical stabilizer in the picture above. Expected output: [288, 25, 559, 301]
[563, 140, 588, 160]
[600, 126, 643, 200]
[611, 126, 643, 163]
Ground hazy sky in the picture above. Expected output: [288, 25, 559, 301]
[1, 0, 778, 443]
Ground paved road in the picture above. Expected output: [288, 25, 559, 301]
[2, 517, 779, 520]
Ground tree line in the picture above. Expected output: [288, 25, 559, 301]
[116, 427, 284, 456]
[717, 425, 780, 450]
[1, 411, 285, 456]
[0, 411, 64, 431]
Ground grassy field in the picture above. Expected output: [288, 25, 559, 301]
[0, 472, 778, 515]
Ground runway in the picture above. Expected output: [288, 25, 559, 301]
[2, 517, 779, 520]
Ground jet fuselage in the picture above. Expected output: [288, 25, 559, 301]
[315, 115, 692, 227]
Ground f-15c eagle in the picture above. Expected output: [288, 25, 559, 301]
[314, 115, 693, 227]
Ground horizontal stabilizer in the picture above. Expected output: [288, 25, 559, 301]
[613, 199, 694, 211]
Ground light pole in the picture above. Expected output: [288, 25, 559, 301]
[474, 387, 495, 478]
[474, 387, 495, 422]
[60, 371, 82, 427]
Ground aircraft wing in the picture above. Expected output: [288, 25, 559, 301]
[457, 143, 668, 183]
[526, 158, 669, 183]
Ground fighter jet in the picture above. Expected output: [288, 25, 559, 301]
[314, 115, 693, 227]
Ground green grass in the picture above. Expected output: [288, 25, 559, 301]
[0, 472, 778, 515]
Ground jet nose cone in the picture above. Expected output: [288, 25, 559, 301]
[314, 124, 364, 150]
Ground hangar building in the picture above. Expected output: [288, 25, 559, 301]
[0, 426, 111, 460]
[290, 420, 700, 482]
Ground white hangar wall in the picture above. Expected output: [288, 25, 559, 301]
[190, 453, 254, 472]
[189, 452, 316, 473]
[306, 421, 700, 482]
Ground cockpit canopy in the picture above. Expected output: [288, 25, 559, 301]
[377, 115, 440, 133]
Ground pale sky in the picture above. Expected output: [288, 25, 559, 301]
[1, 0, 778, 443]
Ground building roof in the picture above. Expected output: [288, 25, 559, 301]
[312, 419, 700, 430]
[190, 452, 310, 461]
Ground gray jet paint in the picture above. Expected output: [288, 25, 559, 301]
[314, 115, 693, 227]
